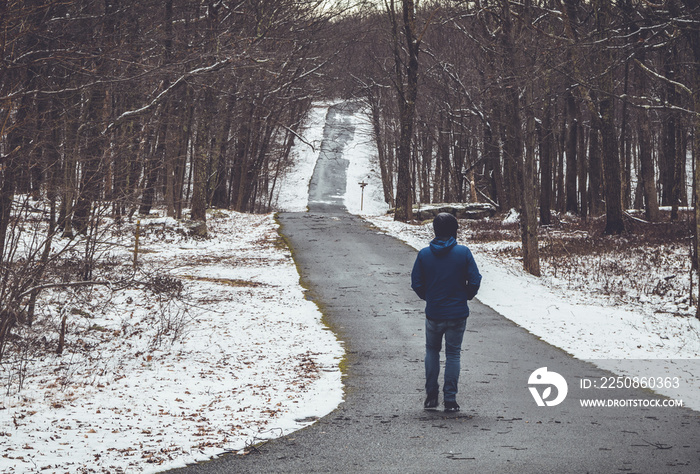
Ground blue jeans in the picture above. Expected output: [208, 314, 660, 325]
[425, 318, 467, 402]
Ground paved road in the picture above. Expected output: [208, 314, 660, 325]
[171, 103, 700, 473]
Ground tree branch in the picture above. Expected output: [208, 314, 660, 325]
[634, 58, 693, 96]
[17, 280, 116, 300]
[104, 58, 233, 133]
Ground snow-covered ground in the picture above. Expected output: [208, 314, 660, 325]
[0, 210, 343, 473]
[2, 102, 699, 473]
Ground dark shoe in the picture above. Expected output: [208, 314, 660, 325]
[444, 400, 460, 413]
[424, 393, 439, 410]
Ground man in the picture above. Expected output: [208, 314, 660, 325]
[411, 213, 482, 412]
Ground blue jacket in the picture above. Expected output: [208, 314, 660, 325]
[411, 237, 482, 320]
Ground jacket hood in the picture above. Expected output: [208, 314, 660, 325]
[429, 236, 457, 256]
[433, 212, 458, 239]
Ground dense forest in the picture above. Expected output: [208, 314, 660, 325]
[2, 0, 700, 357]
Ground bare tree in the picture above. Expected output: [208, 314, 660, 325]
[386, 0, 425, 222]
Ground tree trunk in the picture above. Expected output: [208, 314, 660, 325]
[538, 104, 553, 225]
[635, 50, 660, 222]
[231, 102, 253, 211]
[369, 91, 395, 207]
[638, 112, 661, 222]
[660, 47, 678, 210]
[138, 107, 164, 216]
[190, 92, 211, 229]
[454, 129, 467, 202]
[211, 93, 236, 208]
[595, 0, 625, 234]
[502, 98, 522, 210]
[438, 117, 453, 202]
[391, 0, 422, 222]
[420, 129, 432, 204]
[620, 59, 631, 210]
[600, 92, 624, 234]
[174, 87, 195, 219]
[588, 126, 604, 216]
[0, 145, 18, 265]
[577, 114, 588, 219]
[666, 46, 683, 221]
[556, 115, 566, 212]
[73, 85, 107, 234]
[565, 87, 578, 214]
[522, 84, 541, 276]
[485, 122, 504, 209]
